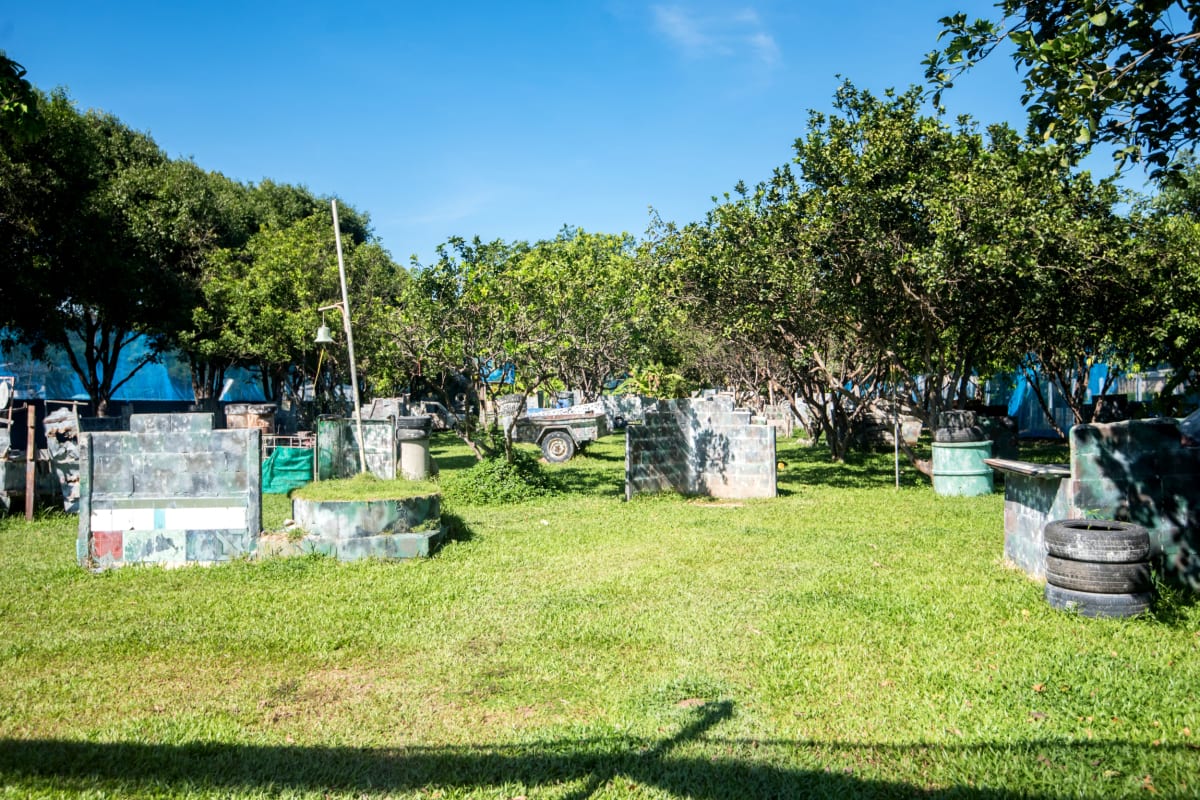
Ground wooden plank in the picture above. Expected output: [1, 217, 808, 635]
[984, 457, 1069, 478]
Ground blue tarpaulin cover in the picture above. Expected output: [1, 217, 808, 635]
[1, 334, 267, 402]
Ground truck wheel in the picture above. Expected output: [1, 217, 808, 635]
[541, 431, 576, 462]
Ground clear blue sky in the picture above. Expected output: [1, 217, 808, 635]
[4, 1, 1052, 266]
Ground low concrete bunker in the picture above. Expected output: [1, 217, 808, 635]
[78, 413, 261, 569]
[285, 491, 443, 562]
[988, 417, 1200, 590]
[625, 396, 777, 500]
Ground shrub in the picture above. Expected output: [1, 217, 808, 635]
[441, 450, 559, 505]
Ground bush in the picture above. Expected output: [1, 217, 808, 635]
[441, 450, 559, 505]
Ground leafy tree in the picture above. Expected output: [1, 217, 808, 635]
[658, 164, 893, 462]
[510, 227, 658, 401]
[174, 180, 386, 408]
[2, 91, 191, 415]
[1130, 157, 1200, 396]
[195, 209, 396, 412]
[791, 85, 1043, 447]
[117, 160, 255, 406]
[396, 235, 581, 463]
[925, 1, 1200, 176]
[0, 50, 41, 143]
[664, 82, 1136, 461]
[1009, 173, 1134, 434]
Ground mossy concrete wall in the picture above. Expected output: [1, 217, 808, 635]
[316, 418, 397, 480]
[1070, 419, 1200, 589]
[992, 418, 1200, 590]
[999, 467, 1072, 579]
[290, 494, 442, 561]
[625, 397, 776, 500]
[77, 413, 261, 569]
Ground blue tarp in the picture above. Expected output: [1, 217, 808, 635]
[0, 335, 267, 403]
[482, 360, 515, 385]
[1007, 364, 1121, 438]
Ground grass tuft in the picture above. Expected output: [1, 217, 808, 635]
[290, 473, 441, 502]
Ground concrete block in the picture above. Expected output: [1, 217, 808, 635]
[186, 530, 252, 561]
[129, 413, 214, 434]
[88, 435, 124, 458]
[91, 530, 124, 561]
[333, 530, 443, 561]
[91, 459, 134, 495]
[123, 529, 188, 564]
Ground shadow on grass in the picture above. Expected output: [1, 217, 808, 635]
[432, 452, 480, 472]
[777, 444, 930, 491]
[439, 510, 474, 544]
[578, 447, 624, 463]
[0, 701, 1185, 799]
[548, 459, 626, 499]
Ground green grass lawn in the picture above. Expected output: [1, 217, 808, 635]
[1, 433, 1197, 799]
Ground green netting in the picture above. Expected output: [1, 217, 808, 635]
[262, 447, 314, 494]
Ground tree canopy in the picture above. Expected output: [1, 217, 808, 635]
[0, 51, 40, 143]
[925, 1, 1200, 177]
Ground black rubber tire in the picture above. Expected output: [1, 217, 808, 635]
[1043, 519, 1150, 563]
[1044, 583, 1153, 618]
[933, 425, 987, 443]
[1045, 555, 1152, 593]
[540, 430, 576, 462]
[936, 410, 977, 429]
[612, 415, 627, 430]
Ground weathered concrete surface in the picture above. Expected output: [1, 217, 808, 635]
[626, 398, 776, 500]
[996, 467, 1072, 579]
[316, 418, 397, 480]
[291, 494, 442, 561]
[1070, 418, 1200, 589]
[989, 418, 1200, 590]
[77, 413, 261, 569]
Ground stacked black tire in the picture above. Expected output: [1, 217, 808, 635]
[1043, 519, 1154, 618]
[933, 410, 986, 444]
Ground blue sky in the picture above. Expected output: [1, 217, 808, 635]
[4, 1, 1050, 265]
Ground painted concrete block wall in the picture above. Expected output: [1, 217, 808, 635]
[1070, 419, 1200, 589]
[1001, 472, 1073, 579]
[290, 494, 442, 561]
[77, 413, 262, 569]
[626, 398, 777, 500]
[316, 418, 397, 480]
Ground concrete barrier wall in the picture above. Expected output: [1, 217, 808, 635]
[1001, 470, 1073, 579]
[1070, 418, 1200, 588]
[77, 413, 261, 569]
[626, 398, 776, 500]
[316, 418, 397, 480]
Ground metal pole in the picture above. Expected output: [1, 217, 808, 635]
[331, 200, 367, 475]
[893, 364, 900, 490]
[25, 402, 35, 520]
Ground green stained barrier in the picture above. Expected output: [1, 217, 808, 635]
[262, 447, 314, 494]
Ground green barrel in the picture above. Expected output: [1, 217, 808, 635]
[931, 440, 994, 496]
